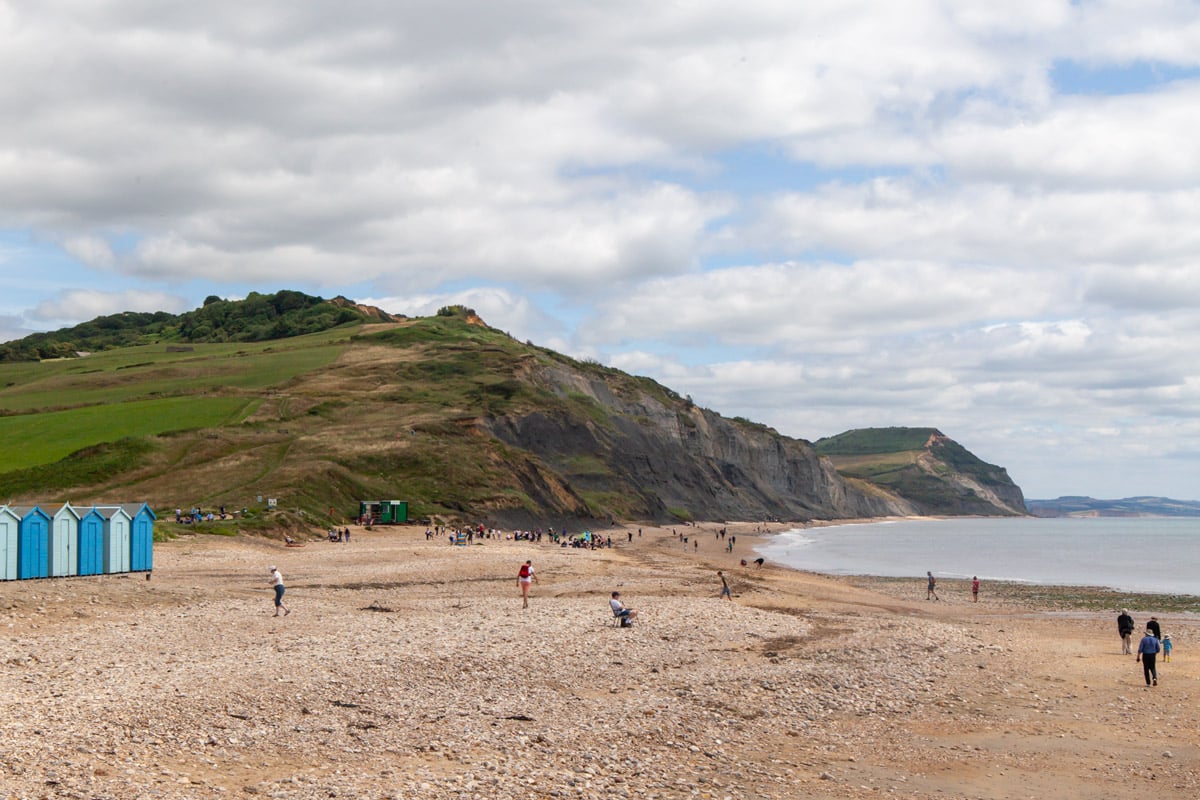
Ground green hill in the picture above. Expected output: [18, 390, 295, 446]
[0, 290, 398, 361]
[815, 427, 1026, 516]
[0, 299, 1027, 532]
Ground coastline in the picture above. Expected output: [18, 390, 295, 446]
[1, 519, 1197, 798]
[753, 514, 1200, 601]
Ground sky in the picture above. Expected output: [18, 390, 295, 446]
[2, 0, 1199, 501]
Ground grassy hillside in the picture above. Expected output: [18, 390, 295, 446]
[0, 304, 1025, 529]
[813, 427, 937, 456]
[0, 309, 610, 527]
[815, 426, 1025, 515]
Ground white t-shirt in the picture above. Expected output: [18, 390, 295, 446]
[270, 569, 284, 587]
[610, 598, 624, 614]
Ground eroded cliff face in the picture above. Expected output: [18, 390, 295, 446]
[482, 363, 915, 522]
[918, 432, 1027, 516]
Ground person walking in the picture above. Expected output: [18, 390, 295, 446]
[717, 570, 731, 600]
[517, 560, 538, 608]
[926, 571, 939, 601]
[1117, 609, 1135, 654]
[971, 576, 980, 602]
[269, 566, 289, 617]
[1136, 627, 1161, 686]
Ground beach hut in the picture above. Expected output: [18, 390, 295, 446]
[0, 505, 19, 580]
[96, 505, 132, 574]
[124, 503, 155, 572]
[50, 503, 82, 577]
[358, 500, 408, 525]
[77, 507, 105, 576]
[14, 505, 51, 579]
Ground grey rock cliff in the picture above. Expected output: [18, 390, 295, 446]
[483, 363, 915, 521]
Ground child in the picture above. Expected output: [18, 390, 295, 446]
[1163, 633, 1172, 663]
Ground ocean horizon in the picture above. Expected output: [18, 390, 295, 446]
[758, 516, 1200, 596]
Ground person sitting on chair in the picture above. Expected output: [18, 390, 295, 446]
[610, 591, 637, 627]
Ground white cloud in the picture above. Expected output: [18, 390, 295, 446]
[61, 235, 116, 269]
[585, 260, 1071, 351]
[939, 83, 1200, 189]
[0, 314, 31, 347]
[3, 1, 1200, 497]
[31, 289, 189, 325]
[743, 180, 1200, 277]
[363, 287, 566, 345]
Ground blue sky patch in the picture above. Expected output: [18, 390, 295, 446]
[1051, 59, 1200, 96]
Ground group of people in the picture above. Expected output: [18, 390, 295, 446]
[174, 505, 237, 524]
[327, 527, 352, 542]
[431, 524, 621, 550]
[1118, 609, 1172, 686]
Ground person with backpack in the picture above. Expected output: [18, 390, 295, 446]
[517, 560, 538, 608]
[1117, 609, 1135, 654]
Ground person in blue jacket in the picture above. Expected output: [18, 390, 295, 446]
[1136, 627, 1161, 686]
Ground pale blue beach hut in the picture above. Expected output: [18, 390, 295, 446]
[125, 503, 155, 572]
[14, 505, 51, 579]
[0, 505, 19, 580]
[50, 503, 82, 577]
[77, 507, 105, 576]
[96, 505, 132, 574]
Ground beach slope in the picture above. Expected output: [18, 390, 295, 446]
[0, 522, 1195, 798]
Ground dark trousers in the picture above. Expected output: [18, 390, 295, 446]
[1142, 653, 1157, 685]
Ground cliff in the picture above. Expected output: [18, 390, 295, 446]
[815, 427, 1027, 516]
[0, 303, 1019, 525]
[483, 361, 914, 522]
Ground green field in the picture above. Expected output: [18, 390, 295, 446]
[826, 450, 921, 480]
[0, 396, 257, 472]
[0, 331, 348, 412]
[814, 427, 936, 456]
[0, 327, 355, 473]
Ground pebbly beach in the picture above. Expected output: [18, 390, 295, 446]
[0, 520, 1197, 799]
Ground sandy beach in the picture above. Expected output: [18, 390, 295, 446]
[1, 520, 1196, 799]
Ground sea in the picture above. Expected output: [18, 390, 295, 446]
[757, 516, 1200, 596]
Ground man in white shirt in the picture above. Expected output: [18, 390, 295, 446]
[610, 591, 637, 626]
[269, 566, 290, 617]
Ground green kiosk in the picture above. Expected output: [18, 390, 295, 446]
[358, 500, 408, 525]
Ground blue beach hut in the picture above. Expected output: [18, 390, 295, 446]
[97, 506, 132, 574]
[50, 503, 82, 577]
[0, 505, 19, 580]
[14, 505, 51, 579]
[77, 507, 106, 576]
[124, 503, 155, 572]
